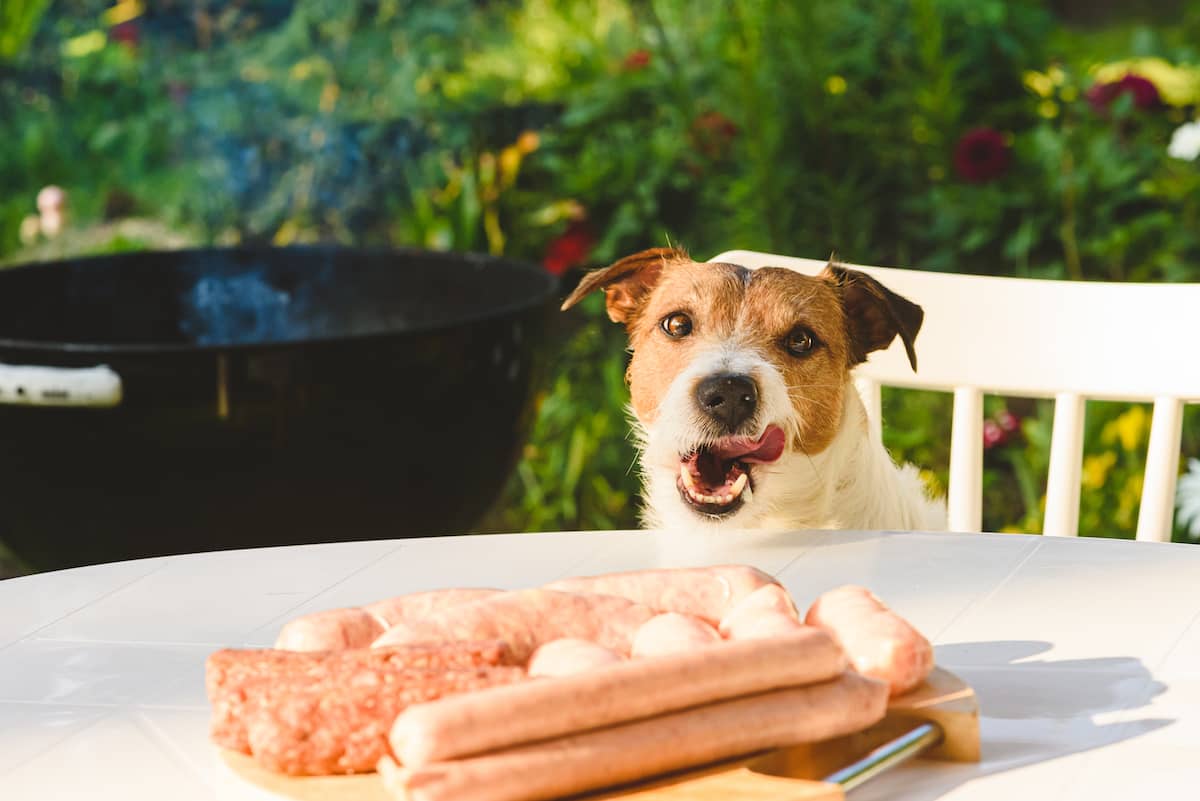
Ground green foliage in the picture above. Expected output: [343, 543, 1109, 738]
[0, 0, 51, 60]
[4, 0, 1199, 541]
[486, 293, 643, 532]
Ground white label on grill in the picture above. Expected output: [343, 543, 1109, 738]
[0, 363, 123, 408]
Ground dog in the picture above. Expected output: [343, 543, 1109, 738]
[561, 247, 946, 534]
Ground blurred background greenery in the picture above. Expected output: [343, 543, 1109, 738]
[2, 0, 1200, 577]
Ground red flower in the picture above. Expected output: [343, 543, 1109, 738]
[953, 127, 1010, 184]
[1086, 74, 1160, 114]
[542, 221, 595, 276]
[983, 420, 1006, 450]
[623, 50, 651, 71]
[691, 111, 739, 159]
[109, 21, 140, 49]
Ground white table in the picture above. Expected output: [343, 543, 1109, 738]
[1, 528, 1198, 800]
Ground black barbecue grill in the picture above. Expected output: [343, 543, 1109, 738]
[0, 246, 559, 571]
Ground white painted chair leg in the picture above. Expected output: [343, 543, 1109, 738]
[855, 376, 882, 443]
[1136, 397, 1185, 543]
[1043, 393, 1085, 538]
[948, 387, 983, 533]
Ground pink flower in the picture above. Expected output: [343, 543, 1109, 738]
[1086, 74, 1160, 114]
[542, 221, 595, 276]
[996, 410, 1021, 434]
[953, 127, 1010, 184]
[983, 420, 1006, 450]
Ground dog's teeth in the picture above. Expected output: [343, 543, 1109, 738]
[680, 465, 697, 490]
[730, 473, 749, 497]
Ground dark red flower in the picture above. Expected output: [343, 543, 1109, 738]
[691, 111, 739, 159]
[953, 127, 1010, 184]
[109, 21, 140, 49]
[542, 221, 595, 276]
[1086, 74, 1160, 114]
[983, 420, 1006, 450]
[623, 50, 651, 71]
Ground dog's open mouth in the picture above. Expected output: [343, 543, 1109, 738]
[677, 425, 786, 517]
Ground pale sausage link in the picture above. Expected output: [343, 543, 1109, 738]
[544, 565, 779, 626]
[370, 589, 657, 662]
[390, 627, 846, 767]
[804, 585, 935, 696]
[382, 671, 888, 801]
[273, 589, 501, 652]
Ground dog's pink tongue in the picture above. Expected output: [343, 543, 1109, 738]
[712, 425, 786, 464]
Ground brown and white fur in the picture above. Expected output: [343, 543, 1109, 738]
[561, 248, 945, 534]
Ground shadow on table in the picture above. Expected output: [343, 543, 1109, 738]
[850, 639, 1172, 801]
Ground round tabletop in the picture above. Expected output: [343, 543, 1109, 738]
[1, 528, 1197, 800]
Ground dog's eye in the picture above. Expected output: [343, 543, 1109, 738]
[784, 327, 816, 356]
[661, 312, 693, 339]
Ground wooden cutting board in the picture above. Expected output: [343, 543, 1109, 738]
[220, 667, 979, 801]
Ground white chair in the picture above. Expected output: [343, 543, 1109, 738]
[709, 249, 1200, 541]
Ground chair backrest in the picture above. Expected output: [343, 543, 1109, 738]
[709, 249, 1200, 541]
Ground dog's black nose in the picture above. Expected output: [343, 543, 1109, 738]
[695, 373, 758, 432]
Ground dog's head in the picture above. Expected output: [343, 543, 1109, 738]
[561, 247, 923, 526]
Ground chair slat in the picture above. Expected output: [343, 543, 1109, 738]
[948, 387, 983, 532]
[855, 376, 882, 443]
[1136, 396, 1185, 543]
[1043, 393, 1085, 537]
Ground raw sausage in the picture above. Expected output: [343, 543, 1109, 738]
[208, 641, 515, 700]
[804, 585, 934, 696]
[527, 639, 625, 678]
[274, 608, 383, 652]
[370, 589, 657, 662]
[630, 613, 721, 658]
[241, 665, 526, 775]
[207, 641, 516, 755]
[274, 588, 500, 651]
[718, 583, 801, 637]
[544, 565, 777, 626]
[723, 611, 810, 641]
[363, 589, 502, 628]
[381, 671, 887, 801]
[390, 627, 847, 766]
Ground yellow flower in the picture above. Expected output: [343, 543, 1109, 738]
[825, 75, 848, 96]
[62, 31, 106, 58]
[1082, 451, 1118, 490]
[498, 145, 522, 187]
[918, 469, 944, 499]
[1023, 70, 1055, 98]
[1116, 474, 1144, 529]
[102, 0, 144, 27]
[1037, 99, 1059, 119]
[1101, 406, 1149, 452]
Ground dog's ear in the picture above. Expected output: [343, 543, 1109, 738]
[560, 247, 685, 325]
[820, 260, 924, 372]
